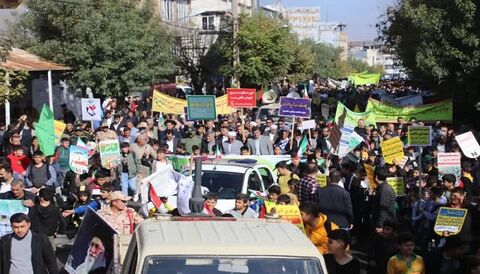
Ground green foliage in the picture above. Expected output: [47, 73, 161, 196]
[0, 68, 29, 102]
[378, 0, 480, 88]
[13, 0, 175, 97]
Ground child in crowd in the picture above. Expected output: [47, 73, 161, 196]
[204, 193, 222, 216]
[227, 193, 258, 218]
[387, 232, 425, 274]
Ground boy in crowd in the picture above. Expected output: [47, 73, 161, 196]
[227, 193, 258, 218]
[300, 202, 339, 254]
[204, 193, 222, 216]
[387, 232, 425, 274]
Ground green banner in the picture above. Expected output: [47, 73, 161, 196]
[35, 105, 56, 156]
[334, 101, 376, 128]
[365, 98, 453, 123]
[348, 72, 381, 86]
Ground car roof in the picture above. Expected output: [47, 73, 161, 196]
[135, 218, 320, 258]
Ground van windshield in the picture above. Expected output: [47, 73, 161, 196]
[200, 171, 244, 199]
[142, 257, 323, 274]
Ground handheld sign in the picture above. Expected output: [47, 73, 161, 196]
[0, 200, 28, 237]
[279, 97, 311, 118]
[321, 103, 329, 119]
[69, 145, 89, 174]
[227, 88, 257, 108]
[99, 140, 121, 168]
[380, 137, 405, 164]
[386, 177, 405, 197]
[455, 131, 480, 159]
[437, 152, 461, 182]
[81, 98, 102, 121]
[302, 119, 316, 130]
[187, 95, 217, 120]
[434, 207, 468, 236]
[265, 201, 305, 233]
[407, 126, 432, 146]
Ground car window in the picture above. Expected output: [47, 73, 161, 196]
[247, 171, 263, 192]
[258, 168, 275, 190]
[201, 171, 243, 199]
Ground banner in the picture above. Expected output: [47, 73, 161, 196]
[455, 131, 480, 159]
[98, 140, 121, 168]
[279, 97, 311, 118]
[187, 95, 217, 120]
[167, 155, 191, 173]
[334, 101, 376, 128]
[140, 165, 184, 202]
[54, 120, 66, 146]
[81, 98, 102, 121]
[35, 105, 56, 156]
[380, 137, 404, 164]
[69, 145, 89, 174]
[386, 177, 405, 197]
[407, 126, 432, 146]
[338, 127, 363, 158]
[227, 88, 257, 107]
[365, 98, 453, 123]
[0, 200, 28, 236]
[265, 201, 305, 233]
[437, 152, 461, 182]
[152, 90, 234, 115]
[348, 72, 381, 86]
[65, 208, 116, 274]
[434, 207, 468, 236]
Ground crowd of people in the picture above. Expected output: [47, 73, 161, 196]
[0, 79, 479, 274]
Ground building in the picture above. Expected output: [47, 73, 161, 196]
[317, 22, 349, 60]
[285, 7, 321, 41]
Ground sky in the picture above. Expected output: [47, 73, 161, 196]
[261, 0, 396, 41]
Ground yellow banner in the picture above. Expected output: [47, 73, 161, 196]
[380, 137, 404, 164]
[54, 120, 66, 145]
[265, 201, 305, 233]
[152, 90, 234, 116]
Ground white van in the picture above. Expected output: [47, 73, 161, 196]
[116, 218, 328, 274]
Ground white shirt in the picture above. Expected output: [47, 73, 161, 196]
[166, 139, 174, 153]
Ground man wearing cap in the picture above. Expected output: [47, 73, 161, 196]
[222, 131, 243, 155]
[97, 191, 143, 234]
[95, 121, 118, 143]
[247, 126, 274, 156]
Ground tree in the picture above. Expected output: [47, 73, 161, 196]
[311, 42, 344, 79]
[217, 13, 301, 87]
[0, 68, 29, 103]
[378, 0, 480, 119]
[12, 0, 175, 97]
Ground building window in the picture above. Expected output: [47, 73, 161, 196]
[177, 0, 188, 21]
[202, 16, 215, 30]
[163, 0, 173, 21]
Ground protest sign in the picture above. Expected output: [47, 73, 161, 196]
[0, 200, 28, 237]
[265, 201, 305, 233]
[54, 120, 66, 145]
[321, 104, 329, 119]
[386, 177, 406, 197]
[302, 119, 316, 130]
[65, 208, 116, 274]
[279, 97, 311, 118]
[167, 155, 191, 172]
[437, 152, 462, 181]
[316, 174, 327, 187]
[334, 101, 376, 128]
[152, 90, 233, 115]
[348, 72, 381, 86]
[215, 94, 235, 115]
[81, 98, 102, 121]
[187, 95, 217, 120]
[99, 139, 121, 168]
[227, 88, 257, 107]
[364, 164, 376, 191]
[365, 98, 453, 123]
[69, 145, 89, 174]
[434, 207, 468, 236]
[455, 131, 480, 159]
[408, 126, 432, 146]
[380, 137, 405, 164]
[338, 127, 354, 157]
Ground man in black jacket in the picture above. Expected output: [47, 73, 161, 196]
[372, 167, 397, 234]
[317, 170, 354, 229]
[0, 213, 58, 274]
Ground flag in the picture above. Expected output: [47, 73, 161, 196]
[35, 105, 55, 156]
[297, 135, 309, 156]
[148, 182, 163, 209]
[204, 202, 215, 216]
[215, 145, 222, 159]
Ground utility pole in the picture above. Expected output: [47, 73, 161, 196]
[232, 0, 240, 88]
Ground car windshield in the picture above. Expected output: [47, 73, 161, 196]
[200, 171, 244, 199]
[143, 256, 323, 274]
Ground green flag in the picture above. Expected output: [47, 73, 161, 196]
[35, 105, 55, 156]
[297, 135, 309, 156]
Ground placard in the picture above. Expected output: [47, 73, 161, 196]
[98, 140, 121, 168]
[54, 120, 66, 145]
[316, 174, 327, 187]
[0, 200, 29, 237]
[380, 137, 405, 164]
[265, 201, 305, 233]
[386, 177, 405, 197]
[364, 164, 376, 191]
[455, 131, 480, 159]
[434, 207, 468, 236]
[187, 95, 217, 120]
[226, 88, 257, 107]
[69, 145, 89, 174]
[278, 97, 311, 118]
[81, 98, 102, 121]
[407, 126, 432, 146]
[321, 103, 329, 119]
[437, 152, 461, 182]
[302, 119, 316, 130]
